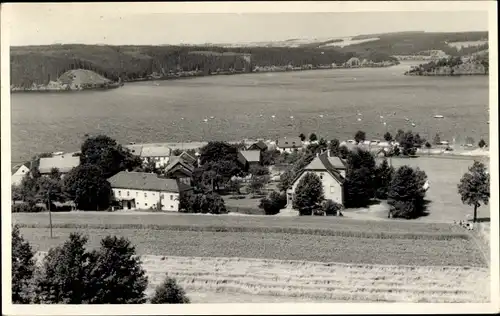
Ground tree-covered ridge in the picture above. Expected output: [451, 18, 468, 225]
[10, 44, 390, 88]
[405, 53, 489, 76]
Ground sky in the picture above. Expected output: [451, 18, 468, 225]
[5, 3, 490, 46]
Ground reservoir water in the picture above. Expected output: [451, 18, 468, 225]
[11, 62, 489, 163]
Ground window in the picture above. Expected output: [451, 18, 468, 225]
[170, 195, 173, 200]
[145, 203, 148, 206]
[171, 205, 174, 209]
[161, 194, 165, 199]
[330, 186, 335, 193]
[118, 190, 121, 196]
[127, 191, 130, 197]
[320, 173, 323, 180]
[136, 192, 139, 197]
[144, 192, 147, 197]
[152, 193, 155, 196]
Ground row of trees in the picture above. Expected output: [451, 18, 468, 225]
[12, 226, 189, 304]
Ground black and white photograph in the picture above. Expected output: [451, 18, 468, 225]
[1, 2, 498, 314]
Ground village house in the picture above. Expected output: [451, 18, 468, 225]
[276, 137, 303, 153]
[108, 171, 191, 211]
[237, 150, 262, 170]
[11, 163, 30, 186]
[164, 154, 195, 186]
[286, 150, 347, 209]
[38, 154, 80, 178]
[247, 140, 268, 152]
[125, 144, 172, 168]
[177, 151, 197, 166]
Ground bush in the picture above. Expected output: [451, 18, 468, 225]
[322, 199, 343, 216]
[478, 139, 486, 148]
[259, 191, 287, 215]
[181, 192, 227, 214]
[150, 275, 190, 304]
[12, 225, 35, 304]
[354, 130, 366, 144]
[12, 202, 44, 213]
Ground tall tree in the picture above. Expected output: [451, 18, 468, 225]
[395, 129, 405, 144]
[309, 133, 318, 142]
[388, 166, 428, 219]
[354, 130, 366, 144]
[63, 165, 112, 210]
[375, 158, 395, 199]
[12, 225, 36, 304]
[457, 161, 490, 222]
[383, 132, 393, 142]
[292, 172, 324, 215]
[329, 139, 340, 156]
[150, 275, 190, 304]
[299, 133, 306, 142]
[478, 139, 486, 148]
[80, 135, 141, 178]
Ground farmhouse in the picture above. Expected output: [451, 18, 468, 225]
[38, 154, 80, 177]
[108, 171, 191, 211]
[164, 155, 195, 186]
[247, 140, 268, 152]
[237, 150, 262, 170]
[177, 151, 197, 166]
[276, 137, 303, 153]
[11, 163, 30, 186]
[125, 144, 172, 168]
[286, 151, 346, 208]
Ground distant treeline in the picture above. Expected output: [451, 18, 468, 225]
[10, 45, 376, 87]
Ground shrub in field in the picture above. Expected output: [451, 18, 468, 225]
[457, 161, 490, 222]
[339, 145, 349, 159]
[150, 275, 190, 304]
[259, 191, 287, 215]
[12, 201, 44, 213]
[384, 132, 393, 142]
[375, 158, 395, 199]
[85, 236, 148, 304]
[292, 172, 324, 216]
[322, 199, 343, 216]
[278, 169, 295, 192]
[388, 166, 428, 219]
[200, 192, 227, 214]
[33, 233, 91, 303]
[12, 225, 35, 304]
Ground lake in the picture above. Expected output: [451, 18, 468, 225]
[11, 62, 489, 163]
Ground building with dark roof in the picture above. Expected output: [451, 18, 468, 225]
[276, 137, 303, 153]
[286, 150, 346, 209]
[108, 171, 191, 211]
[247, 140, 268, 152]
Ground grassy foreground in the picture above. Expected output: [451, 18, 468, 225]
[32, 253, 490, 303]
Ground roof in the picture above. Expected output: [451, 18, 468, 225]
[12, 162, 30, 175]
[39, 155, 80, 174]
[108, 171, 182, 193]
[125, 145, 143, 156]
[178, 151, 197, 164]
[165, 156, 195, 174]
[326, 156, 347, 170]
[248, 140, 268, 150]
[277, 137, 302, 148]
[291, 152, 345, 188]
[140, 146, 171, 157]
[238, 150, 261, 162]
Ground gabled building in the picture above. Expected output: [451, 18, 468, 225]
[276, 137, 303, 153]
[247, 140, 268, 152]
[164, 155, 195, 186]
[108, 171, 191, 212]
[237, 150, 262, 170]
[11, 163, 30, 186]
[38, 154, 80, 177]
[125, 144, 172, 169]
[286, 151, 346, 208]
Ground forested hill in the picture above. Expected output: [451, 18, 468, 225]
[10, 45, 369, 88]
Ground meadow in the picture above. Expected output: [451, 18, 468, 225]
[11, 64, 488, 163]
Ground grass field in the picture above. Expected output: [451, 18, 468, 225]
[32, 253, 491, 303]
[19, 226, 485, 267]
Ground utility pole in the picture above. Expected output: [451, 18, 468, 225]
[47, 189, 53, 239]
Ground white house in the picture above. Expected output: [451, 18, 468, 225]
[38, 154, 80, 177]
[125, 144, 172, 169]
[108, 171, 191, 211]
[11, 164, 30, 186]
[276, 137, 303, 153]
[286, 151, 347, 208]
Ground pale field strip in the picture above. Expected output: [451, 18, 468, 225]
[33, 252, 490, 303]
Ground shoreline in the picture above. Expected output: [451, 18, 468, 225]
[10, 63, 399, 93]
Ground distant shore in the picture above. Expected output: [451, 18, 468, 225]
[11, 62, 399, 92]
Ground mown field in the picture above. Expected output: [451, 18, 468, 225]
[32, 252, 490, 303]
